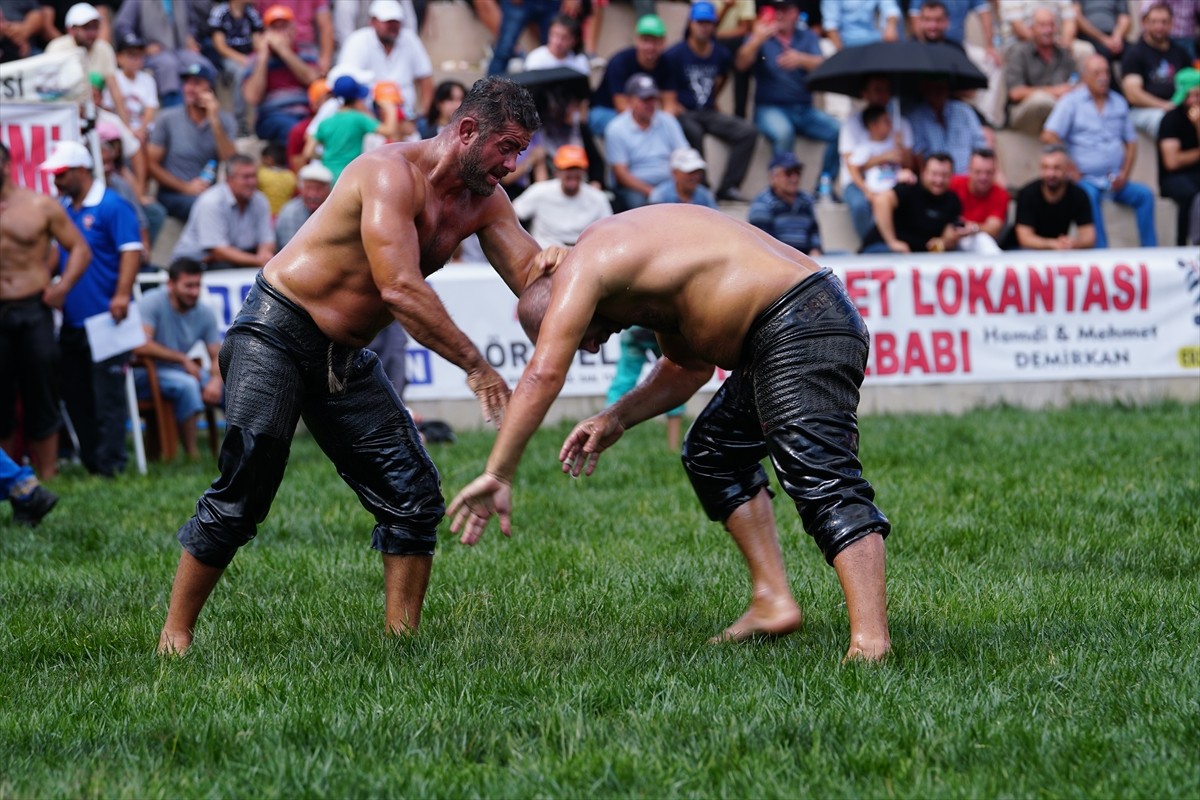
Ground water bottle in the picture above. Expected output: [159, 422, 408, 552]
[199, 159, 217, 185]
[797, 12, 808, 31]
[818, 173, 833, 204]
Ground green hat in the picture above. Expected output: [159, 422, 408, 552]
[88, 71, 105, 90]
[635, 14, 666, 37]
[1171, 67, 1200, 106]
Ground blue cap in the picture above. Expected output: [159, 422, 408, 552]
[690, 2, 718, 22]
[769, 152, 802, 171]
[332, 75, 370, 101]
[178, 61, 216, 86]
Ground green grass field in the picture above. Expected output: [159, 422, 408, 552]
[2, 401, 1198, 799]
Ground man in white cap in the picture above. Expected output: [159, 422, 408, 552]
[648, 146, 718, 207]
[40, 140, 143, 478]
[334, 0, 432, 124]
[275, 160, 333, 248]
[46, 3, 129, 126]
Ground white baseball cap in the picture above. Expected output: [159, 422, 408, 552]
[64, 3, 101, 28]
[40, 140, 93, 174]
[368, 0, 404, 22]
[670, 146, 707, 173]
[298, 161, 333, 183]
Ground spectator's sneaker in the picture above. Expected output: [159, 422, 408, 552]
[12, 485, 59, 527]
[717, 188, 748, 203]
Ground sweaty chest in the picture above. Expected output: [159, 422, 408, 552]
[0, 207, 49, 248]
[415, 201, 478, 274]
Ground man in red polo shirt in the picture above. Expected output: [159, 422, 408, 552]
[949, 147, 1009, 253]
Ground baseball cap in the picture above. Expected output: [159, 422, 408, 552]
[263, 4, 295, 25]
[624, 73, 659, 99]
[690, 2, 718, 23]
[117, 32, 146, 52]
[179, 61, 217, 86]
[369, 0, 405, 22]
[95, 120, 122, 142]
[298, 161, 334, 183]
[332, 74, 369, 101]
[553, 144, 589, 171]
[670, 146, 707, 173]
[64, 3, 100, 28]
[635, 14, 666, 37]
[1171, 67, 1200, 106]
[769, 152, 802, 171]
[40, 140, 93, 174]
[307, 77, 329, 107]
[373, 80, 403, 105]
[87, 70, 105, 90]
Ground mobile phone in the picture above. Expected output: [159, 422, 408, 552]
[758, 6, 776, 24]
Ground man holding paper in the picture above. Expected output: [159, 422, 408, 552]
[42, 141, 143, 478]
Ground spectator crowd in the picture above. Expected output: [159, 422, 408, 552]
[1, 0, 1198, 492]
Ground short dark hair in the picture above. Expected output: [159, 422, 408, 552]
[1042, 143, 1069, 157]
[550, 14, 583, 53]
[425, 79, 467, 126]
[861, 104, 889, 127]
[971, 147, 996, 161]
[226, 153, 256, 171]
[451, 77, 541, 137]
[168, 257, 205, 281]
[925, 152, 954, 167]
[1142, 1, 1172, 18]
[921, 0, 947, 13]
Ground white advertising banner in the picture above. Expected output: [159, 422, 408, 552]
[0, 48, 89, 105]
[0, 102, 82, 193]
[182, 247, 1200, 401]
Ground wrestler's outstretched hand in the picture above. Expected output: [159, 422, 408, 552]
[448, 473, 512, 545]
[466, 365, 511, 429]
[559, 410, 625, 478]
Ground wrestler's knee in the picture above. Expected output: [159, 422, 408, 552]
[681, 432, 770, 522]
[372, 524, 438, 556]
[177, 514, 254, 569]
[810, 511, 891, 566]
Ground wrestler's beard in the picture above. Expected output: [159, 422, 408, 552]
[461, 139, 498, 197]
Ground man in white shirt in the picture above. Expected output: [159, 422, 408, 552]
[334, 0, 432, 123]
[109, 33, 159, 141]
[511, 145, 613, 246]
[45, 2, 129, 125]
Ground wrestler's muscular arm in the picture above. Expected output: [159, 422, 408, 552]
[360, 162, 509, 426]
[475, 193, 547, 295]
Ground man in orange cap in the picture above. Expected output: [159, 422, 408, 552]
[511, 144, 613, 247]
[242, 4, 319, 145]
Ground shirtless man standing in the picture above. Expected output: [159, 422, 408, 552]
[449, 205, 892, 662]
[158, 77, 544, 655]
[0, 142, 92, 481]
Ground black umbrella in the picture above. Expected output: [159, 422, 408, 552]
[504, 66, 592, 102]
[806, 41, 988, 97]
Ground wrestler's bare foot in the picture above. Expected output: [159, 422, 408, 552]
[157, 629, 192, 656]
[709, 593, 803, 643]
[842, 635, 891, 663]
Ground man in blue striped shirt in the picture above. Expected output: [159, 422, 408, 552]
[748, 153, 823, 256]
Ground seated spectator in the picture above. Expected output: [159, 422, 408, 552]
[1157, 68, 1200, 246]
[1120, 2, 1191, 139]
[132, 258, 224, 460]
[909, 0, 1003, 126]
[486, 0, 560, 76]
[418, 79, 466, 139]
[909, 76, 986, 174]
[207, 0, 264, 83]
[337, 0, 433, 124]
[512, 144, 613, 247]
[605, 73, 689, 211]
[148, 62, 237, 222]
[113, 0, 214, 108]
[524, 14, 589, 74]
[257, 142, 296, 216]
[838, 76, 915, 238]
[172, 154, 276, 270]
[663, 2, 758, 202]
[242, 5, 318, 146]
[1140, 0, 1197, 59]
[276, 160, 333, 248]
[861, 152, 962, 253]
[47, 3, 129, 124]
[1043, 54, 1157, 248]
[748, 152, 822, 255]
[1072, 0, 1129, 63]
[303, 74, 402, 181]
[588, 14, 671, 138]
[820, 0, 900, 50]
[736, 0, 840, 182]
[108, 33, 158, 142]
[1004, 6, 1078, 136]
[949, 148, 1007, 253]
[1011, 144, 1095, 249]
[97, 121, 161, 256]
[255, 0, 334, 75]
[287, 77, 328, 170]
[649, 146, 719, 207]
[845, 104, 913, 230]
[998, 0, 1079, 51]
[88, 71, 148, 200]
[0, 0, 46, 62]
